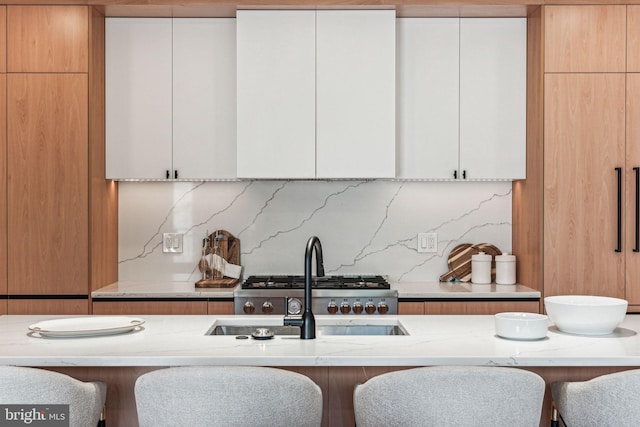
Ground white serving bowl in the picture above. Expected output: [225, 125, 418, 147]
[494, 312, 549, 340]
[544, 295, 628, 335]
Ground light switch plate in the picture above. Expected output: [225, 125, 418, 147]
[163, 233, 183, 253]
[417, 232, 437, 253]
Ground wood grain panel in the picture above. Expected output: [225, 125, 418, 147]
[424, 300, 540, 314]
[207, 301, 234, 314]
[544, 74, 625, 298]
[7, 5, 88, 72]
[7, 74, 89, 295]
[0, 7, 6, 72]
[544, 5, 626, 72]
[398, 301, 425, 314]
[629, 6, 640, 72]
[512, 6, 543, 299]
[0, 74, 6, 298]
[92, 301, 208, 315]
[0, 299, 6, 315]
[8, 298, 89, 314]
[89, 6, 118, 292]
[626, 74, 640, 305]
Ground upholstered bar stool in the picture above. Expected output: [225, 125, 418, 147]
[135, 366, 322, 427]
[0, 366, 107, 427]
[552, 369, 640, 427]
[354, 366, 545, 427]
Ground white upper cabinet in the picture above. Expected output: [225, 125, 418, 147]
[106, 18, 236, 180]
[237, 10, 396, 179]
[316, 10, 396, 178]
[396, 18, 526, 180]
[106, 18, 172, 180]
[236, 11, 316, 179]
[396, 18, 459, 179]
[173, 19, 236, 179]
[459, 18, 527, 180]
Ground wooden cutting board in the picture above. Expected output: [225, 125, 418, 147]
[195, 230, 240, 288]
[440, 243, 502, 282]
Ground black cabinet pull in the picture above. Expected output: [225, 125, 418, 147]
[166, 170, 170, 179]
[462, 170, 467, 179]
[616, 167, 622, 253]
[174, 170, 178, 179]
[635, 167, 639, 252]
[453, 170, 457, 179]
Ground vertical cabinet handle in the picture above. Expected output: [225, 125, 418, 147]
[174, 170, 179, 179]
[166, 170, 170, 179]
[635, 167, 640, 253]
[453, 170, 457, 179]
[616, 167, 622, 253]
[462, 170, 467, 179]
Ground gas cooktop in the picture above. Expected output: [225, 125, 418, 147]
[241, 275, 390, 290]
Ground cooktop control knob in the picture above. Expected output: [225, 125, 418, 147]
[243, 301, 255, 314]
[353, 302, 363, 314]
[327, 302, 338, 314]
[365, 302, 376, 314]
[262, 301, 274, 314]
[340, 302, 351, 314]
[377, 302, 389, 314]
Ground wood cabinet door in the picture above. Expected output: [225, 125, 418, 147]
[207, 301, 234, 315]
[544, 74, 625, 298]
[424, 301, 540, 315]
[544, 5, 625, 73]
[398, 302, 425, 315]
[105, 18, 172, 179]
[7, 74, 89, 295]
[236, 10, 316, 179]
[0, 7, 6, 72]
[0, 74, 5, 298]
[173, 18, 236, 179]
[396, 18, 459, 179]
[93, 301, 208, 315]
[459, 18, 527, 180]
[8, 299, 89, 315]
[626, 74, 640, 305]
[7, 6, 88, 73]
[628, 7, 640, 73]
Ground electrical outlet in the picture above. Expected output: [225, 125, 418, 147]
[163, 233, 183, 253]
[417, 232, 437, 253]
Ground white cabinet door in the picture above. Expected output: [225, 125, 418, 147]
[316, 10, 396, 179]
[106, 18, 172, 180]
[173, 18, 236, 179]
[459, 18, 527, 180]
[396, 18, 459, 179]
[236, 11, 316, 179]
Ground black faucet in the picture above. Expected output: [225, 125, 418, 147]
[284, 236, 325, 339]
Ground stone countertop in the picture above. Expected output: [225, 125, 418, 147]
[91, 281, 540, 300]
[0, 314, 636, 367]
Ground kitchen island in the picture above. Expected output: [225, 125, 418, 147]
[1, 314, 637, 426]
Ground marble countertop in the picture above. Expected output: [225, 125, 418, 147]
[0, 314, 636, 367]
[91, 281, 540, 300]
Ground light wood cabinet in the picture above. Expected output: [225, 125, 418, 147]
[544, 74, 626, 298]
[396, 18, 526, 180]
[629, 7, 640, 73]
[626, 74, 640, 305]
[106, 18, 236, 180]
[93, 301, 208, 315]
[0, 74, 6, 302]
[399, 300, 540, 315]
[544, 5, 625, 73]
[237, 10, 395, 179]
[207, 300, 234, 314]
[7, 5, 88, 73]
[8, 298, 89, 315]
[0, 7, 6, 72]
[7, 74, 89, 295]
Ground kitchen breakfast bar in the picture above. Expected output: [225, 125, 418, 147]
[2, 314, 640, 426]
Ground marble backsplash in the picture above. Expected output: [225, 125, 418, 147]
[118, 180, 512, 282]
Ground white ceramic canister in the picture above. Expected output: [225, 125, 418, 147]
[471, 251, 492, 284]
[495, 252, 516, 285]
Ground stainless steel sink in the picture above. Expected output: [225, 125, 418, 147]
[207, 319, 408, 336]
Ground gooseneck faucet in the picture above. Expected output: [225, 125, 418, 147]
[284, 236, 325, 339]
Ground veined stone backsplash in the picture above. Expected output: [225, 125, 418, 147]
[118, 181, 512, 282]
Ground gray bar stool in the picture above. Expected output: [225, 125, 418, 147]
[354, 366, 545, 427]
[0, 366, 106, 427]
[135, 366, 322, 427]
[552, 369, 640, 427]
